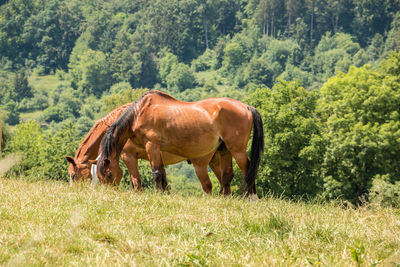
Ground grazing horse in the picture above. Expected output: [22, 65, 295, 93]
[65, 103, 235, 194]
[96, 91, 264, 196]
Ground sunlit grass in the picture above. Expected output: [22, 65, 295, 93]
[19, 110, 44, 121]
[0, 177, 399, 266]
[0, 154, 22, 176]
[28, 74, 64, 94]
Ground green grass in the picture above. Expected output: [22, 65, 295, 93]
[0, 178, 399, 266]
[19, 110, 43, 121]
[28, 74, 65, 94]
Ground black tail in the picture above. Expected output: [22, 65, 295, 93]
[245, 106, 264, 195]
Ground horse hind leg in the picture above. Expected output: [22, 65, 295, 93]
[208, 153, 223, 194]
[231, 150, 256, 195]
[209, 144, 233, 196]
[191, 152, 216, 194]
[220, 149, 234, 196]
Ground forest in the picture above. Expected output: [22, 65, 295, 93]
[1, 0, 400, 205]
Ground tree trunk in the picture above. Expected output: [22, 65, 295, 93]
[335, 14, 339, 33]
[203, 16, 209, 49]
[272, 17, 275, 38]
[263, 21, 266, 36]
[310, 0, 314, 47]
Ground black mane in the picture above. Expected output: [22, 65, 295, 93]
[97, 91, 171, 175]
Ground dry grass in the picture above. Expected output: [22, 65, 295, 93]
[0, 177, 399, 266]
[0, 154, 22, 176]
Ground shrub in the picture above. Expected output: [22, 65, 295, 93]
[166, 63, 195, 92]
[317, 53, 400, 203]
[246, 81, 322, 198]
[369, 175, 400, 208]
[191, 49, 218, 71]
[5, 121, 80, 181]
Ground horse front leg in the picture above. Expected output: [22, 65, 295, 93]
[145, 141, 167, 191]
[121, 152, 142, 191]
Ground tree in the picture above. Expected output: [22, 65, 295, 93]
[166, 63, 195, 93]
[317, 52, 400, 203]
[312, 32, 360, 80]
[109, 29, 143, 88]
[158, 50, 179, 86]
[246, 80, 322, 198]
[222, 42, 245, 71]
[69, 49, 112, 96]
[384, 11, 400, 56]
[12, 70, 32, 102]
[2, 101, 20, 125]
[242, 56, 274, 87]
[191, 48, 218, 71]
[100, 86, 148, 114]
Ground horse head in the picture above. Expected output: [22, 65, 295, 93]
[96, 155, 123, 186]
[65, 156, 92, 186]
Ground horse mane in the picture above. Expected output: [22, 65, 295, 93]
[98, 91, 171, 174]
[74, 103, 132, 161]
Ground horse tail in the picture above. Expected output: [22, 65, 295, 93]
[246, 106, 264, 195]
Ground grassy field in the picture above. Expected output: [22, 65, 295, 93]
[28, 74, 65, 95]
[0, 178, 399, 266]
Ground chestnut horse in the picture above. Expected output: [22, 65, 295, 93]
[96, 91, 264, 196]
[65, 103, 235, 194]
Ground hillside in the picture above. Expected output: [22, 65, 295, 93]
[0, 178, 399, 266]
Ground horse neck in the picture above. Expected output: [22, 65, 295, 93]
[75, 124, 107, 163]
[75, 104, 132, 163]
[114, 128, 132, 158]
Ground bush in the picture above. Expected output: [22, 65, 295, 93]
[369, 175, 400, 208]
[1, 101, 20, 125]
[191, 49, 218, 71]
[166, 63, 195, 93]
[158, 51, 179, 85]
[17, 90, 49, 112]
[222, 42, 245, 70]
[246, 81, 322, 198]
[42, 105, 72, 123]
[100, 88, 148, 114]
[5, 121, 44, 175]
[5, 121, 80, 181]
[242, 56, 274, 87]
[317, 53, 400, 203]
[69, 49, 112, 96]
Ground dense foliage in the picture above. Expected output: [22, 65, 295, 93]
[0, 0, 399, 205]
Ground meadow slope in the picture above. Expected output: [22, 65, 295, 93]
[0, 178, 399, 266]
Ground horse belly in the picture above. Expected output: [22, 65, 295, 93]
[160, 126, 220, 159]
[160, 151, 186, 165]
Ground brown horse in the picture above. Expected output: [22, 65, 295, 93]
[96, 91, 264, 196]
[66, 103, 235, 194]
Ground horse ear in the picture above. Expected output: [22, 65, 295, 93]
[88, 159, 97, 165]
[65, 156, 76, 166]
